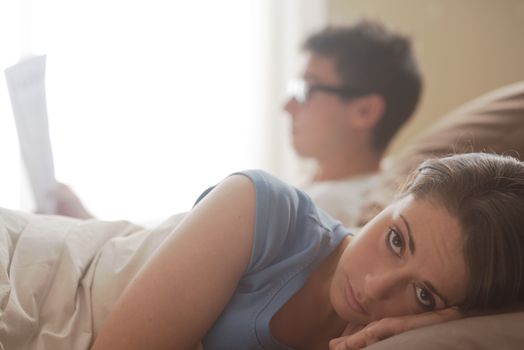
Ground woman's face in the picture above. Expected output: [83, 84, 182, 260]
[330, 194, 467, 324]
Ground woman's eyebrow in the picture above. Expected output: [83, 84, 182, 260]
[399, 214, 415, 254]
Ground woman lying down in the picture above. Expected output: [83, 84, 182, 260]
[1, 152, 524, 350]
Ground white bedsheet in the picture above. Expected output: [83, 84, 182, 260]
[0, 207, 185, 350]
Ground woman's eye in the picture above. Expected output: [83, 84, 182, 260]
[415, 285, 436, 309]
[387, 228, 403, 256]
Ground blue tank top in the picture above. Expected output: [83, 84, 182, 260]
[199, 170, 350, 350]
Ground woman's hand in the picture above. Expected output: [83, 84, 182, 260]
[329, 307, 463, 349]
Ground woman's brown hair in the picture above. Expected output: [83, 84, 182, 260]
[401, 152, 524, 310]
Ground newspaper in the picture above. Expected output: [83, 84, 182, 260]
[4, 55, 57, 214]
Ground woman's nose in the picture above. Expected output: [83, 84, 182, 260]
[364, 269, 408, 301]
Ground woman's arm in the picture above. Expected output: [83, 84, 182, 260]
[91, 175, 256, 350]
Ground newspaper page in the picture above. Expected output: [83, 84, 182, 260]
[4, 55, 57, 214]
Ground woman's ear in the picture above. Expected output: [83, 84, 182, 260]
[346, 94, 385, 131]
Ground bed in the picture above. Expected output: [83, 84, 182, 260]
[0, 207, 187, 349]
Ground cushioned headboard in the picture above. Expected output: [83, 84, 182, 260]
[361, 80, 524, 223]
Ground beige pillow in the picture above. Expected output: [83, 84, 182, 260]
[359, 81, 524, 349]
[360, 80, 524, 224]
[366, 309, 524, 350]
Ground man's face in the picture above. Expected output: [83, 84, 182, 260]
[283, 53, 354, 159]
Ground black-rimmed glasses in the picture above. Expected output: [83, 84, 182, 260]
[287, 78, 371, 104]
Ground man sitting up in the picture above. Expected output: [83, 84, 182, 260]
[284, 20, 422, 227]
[50, 20, 422, 228]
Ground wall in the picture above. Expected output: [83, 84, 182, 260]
[328, 0, 524, 154]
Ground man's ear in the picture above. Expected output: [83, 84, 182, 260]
[346, 94, 385, 130]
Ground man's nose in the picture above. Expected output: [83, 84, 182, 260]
[363, 269, 409, 301]
[283, 97, 298, 116]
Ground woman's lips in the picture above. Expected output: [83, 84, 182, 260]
[345, 279, 367, 314]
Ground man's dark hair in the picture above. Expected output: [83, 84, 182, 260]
[304, 20, 423, 151]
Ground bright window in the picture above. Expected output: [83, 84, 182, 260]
[0, 0, 23, 210]
[2, 1, 267, 222]
[1, 1, 327, 222]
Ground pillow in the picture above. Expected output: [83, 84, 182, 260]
[360, 80, 524, 224]
[366, 308, 524, 350]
